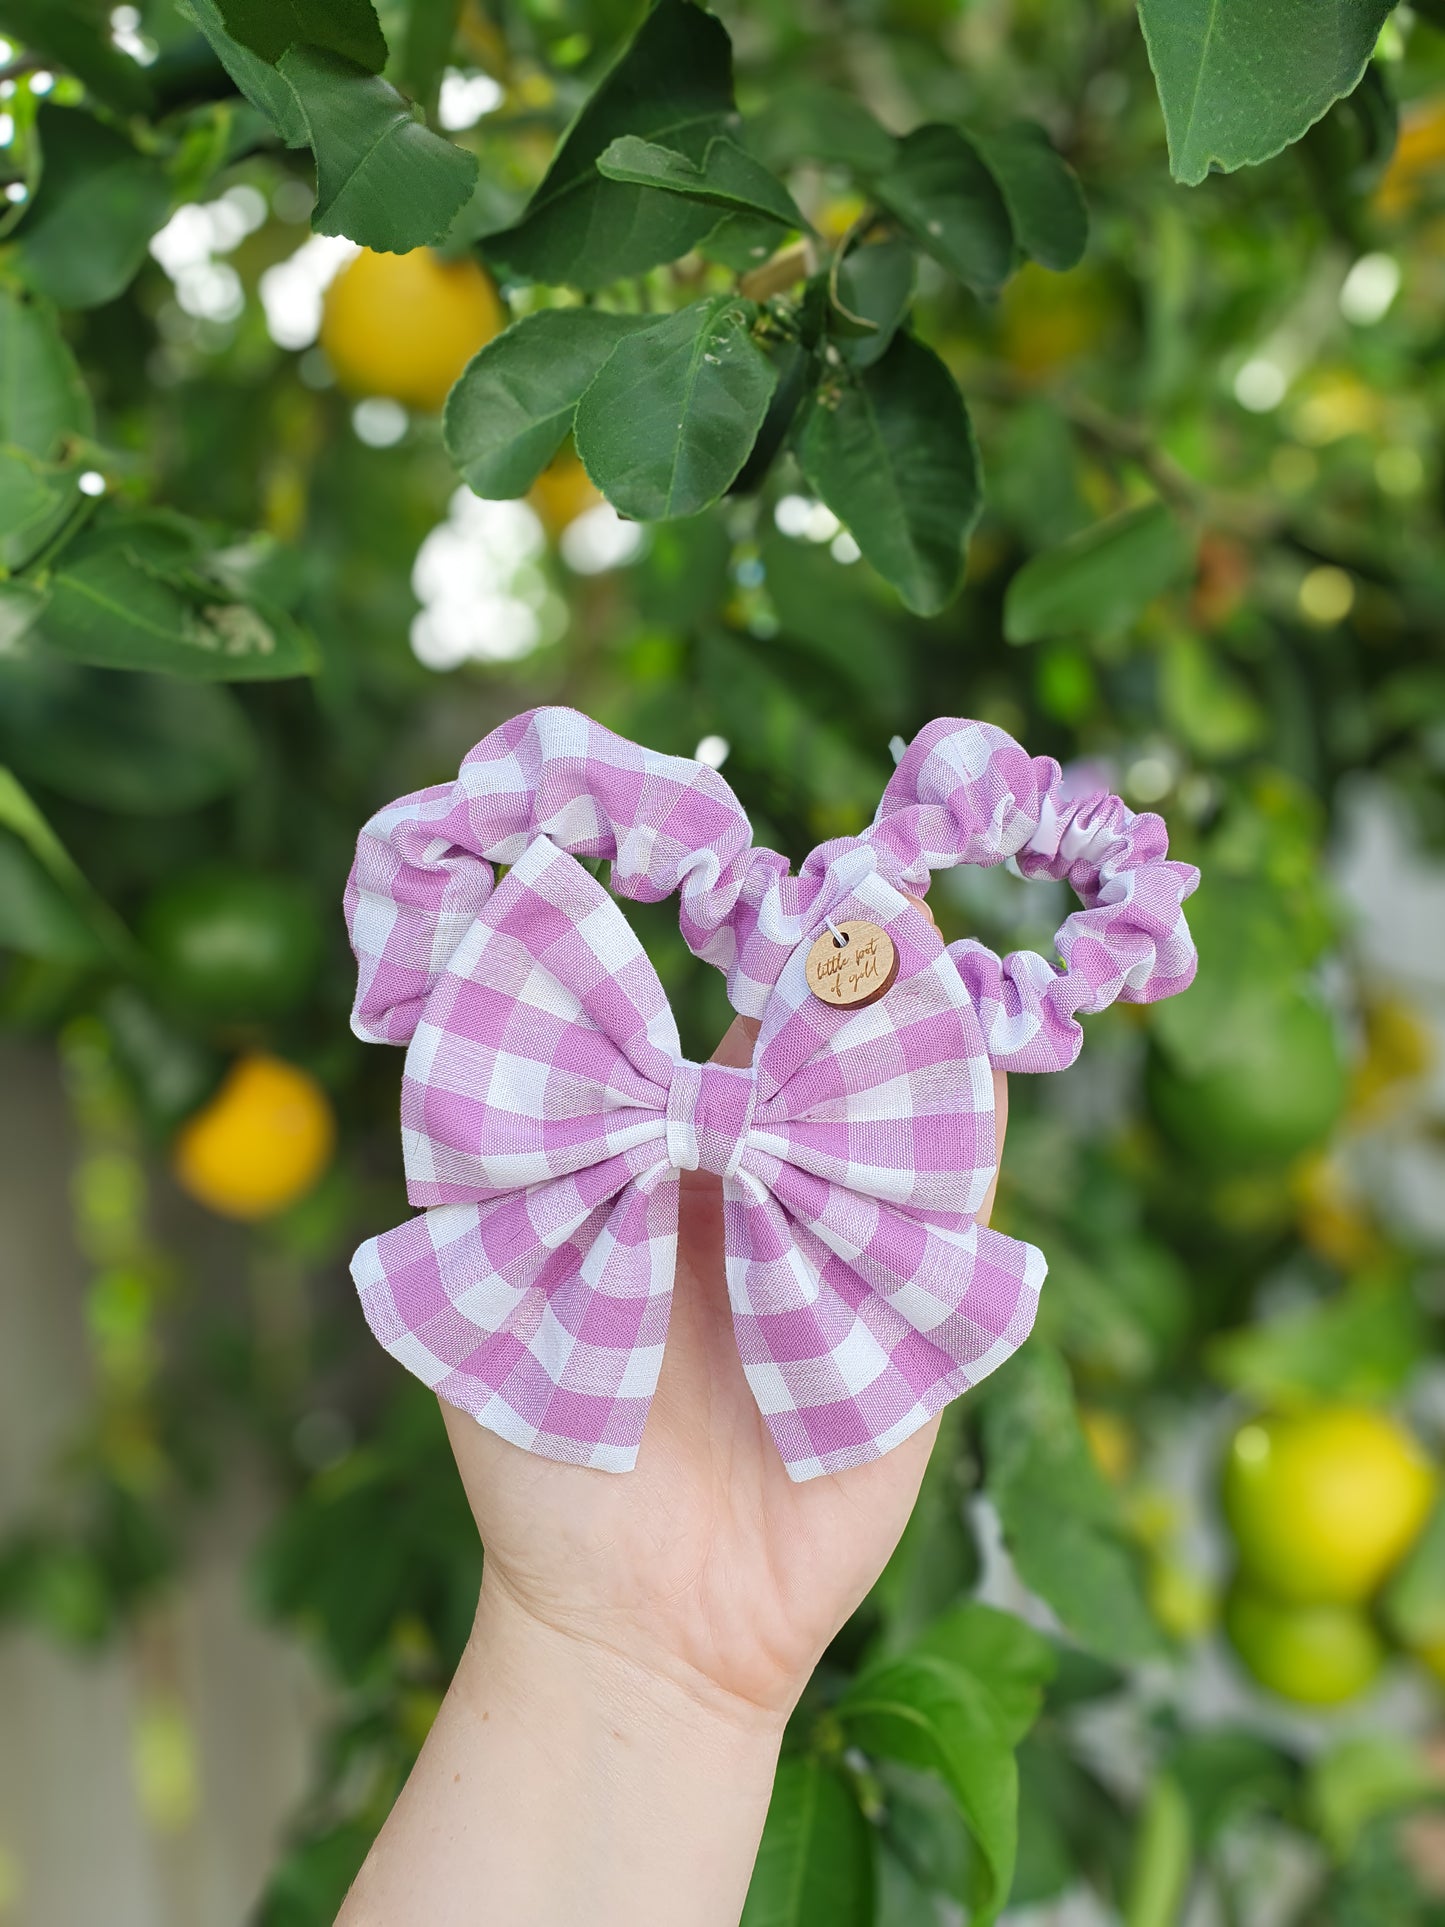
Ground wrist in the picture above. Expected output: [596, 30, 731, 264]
[462, 1571, 790, 1754]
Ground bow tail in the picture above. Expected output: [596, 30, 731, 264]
[722, 1164, 1046, 1481]
[352, 1161, 680, 1472]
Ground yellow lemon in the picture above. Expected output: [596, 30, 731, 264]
[172, 1054, 335, 1221]
[1225, 1581, 1384, 1706]
[1223, 1407, 1436, 1606]
[529, 448, 603, 536]
[320, 248, 505, 412]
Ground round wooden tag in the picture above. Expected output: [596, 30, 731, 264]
[804, 920, 898, 1009]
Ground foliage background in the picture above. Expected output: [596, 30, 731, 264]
[1, 0, 1445, 1922]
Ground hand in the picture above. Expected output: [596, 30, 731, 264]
[444, 1013, 1008, 1726]
[340, 902, 1008, 1927]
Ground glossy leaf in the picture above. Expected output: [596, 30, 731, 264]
[829, 235, 915, 367]
[970, 120, 1088, 271]
[0, 447, 63, 553]
[35, 515, 320, 682]
[840, 1654, 1018, 1922]
[747, 85, 897, 176]
[980, 1347, 1163, 1665]
[575, 297, 777, 521]
[398, 0, 463, 117]
[873, 125, 1014, 292]
[185, 1, 473, 246]
[739, 1757, 874, 1926]
[867, 1404, 979, 1649]
[444, 309, 654, 499]
[187, 0, 311, 146]
[277, 47, 478, 251]
[485, 0, 736, 289]
[795, 331, 981, 615]
[1137, 0, 1395, 186]
[698, 209, 792, 272]
[0, 830, 101, 963]
[0, 286, 91, 573]
[16, 106, 172, 311]
[0, 659, 259, 814]
[597, 134, 808, 231]
[1003, 501, 1194, 642]
[0, 0, 156, 115]
[213, 0, 388, 72]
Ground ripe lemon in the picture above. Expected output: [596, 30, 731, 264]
[1224, 1581, 1384, 1706]
[172, 1054, 335, 1221]
[320, 248, 505, 412]
[529, 448, 602, 537]
[1223, 1407, 1436, 1606]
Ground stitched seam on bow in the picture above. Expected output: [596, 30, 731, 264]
[665, 1060, 701, 1171]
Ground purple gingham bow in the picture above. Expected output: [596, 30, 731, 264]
[345, 710, 1199, 1479]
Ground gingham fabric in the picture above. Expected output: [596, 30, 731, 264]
[345, 708, 1198, 1479]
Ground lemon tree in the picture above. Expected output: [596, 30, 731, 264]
[1, 1, 1444, 1923]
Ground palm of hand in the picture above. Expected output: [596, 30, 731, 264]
[443, 1008, 1008, 1720]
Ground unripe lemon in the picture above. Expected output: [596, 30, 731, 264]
[172, 1054, 335, 1221]
[320, 248, 505, 412]
[1223, 1407, 1436, 1606]
[1224, 1581, 1384, 1706]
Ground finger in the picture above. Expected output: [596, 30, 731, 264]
[711, 1012, 761, 1068]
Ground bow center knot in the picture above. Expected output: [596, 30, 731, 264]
[665, 1061, 756, 1179]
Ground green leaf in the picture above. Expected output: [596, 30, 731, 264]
[213, 0, 388, 72]
[34, 513, 320, 681]
[597, 133, 809, 231]
[0, 658, 259, 814]
[979, 1347, 1163, 1665]
[867, 1404, 979, 1649]
[0, 0, 156, 115]
[828, 235, 915, 368]
[1309, 1735, 1438, 1859]
[840, 1654, 1018, 1922]
[484, 0, 736, 289]
[0, 828, 101, 962]
[1003, 500, 1194, 643]
[795, 331, 981, 616]
[0, 580, 47, 657]
[1159, 631, 1266, 758]
[575, 296, 777, 521]
[1121, 1775, 1192, 1927]
[969, 120, 1087, 271]
[0, 285, 91, 572]
[277, 46, 478, 251]
[398, 0, 463, 118]
[444, 309, 653, 498]
[740, 1757, 874, 1927]
[873, 125, 1014, 293]
[698, 209, 792, 272]
[187, 0, 311, 146]
[1207, 1283, 1429, 1406]
[746, 85, 897, 177]
[908, 1604, 1056, 1746]
[15, 106, 173, 311]
[1381, 1498, 1445, 1652]
[1137, 0, 1395, 187]
[185, 0, 474, 246]
[0, 445, 63, 547]
[0, 766, 125, 965]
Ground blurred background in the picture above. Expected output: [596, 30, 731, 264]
[2, 0, 1445, 1922]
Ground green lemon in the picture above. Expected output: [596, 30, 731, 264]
[1224, 1581, 1384, 1706]
[1223, 1407, 1436, 1606]
[141, 867, 322, 1023]
[1147, 989, 1347, 1172]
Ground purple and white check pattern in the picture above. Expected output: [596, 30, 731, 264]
[345, 709, 1198, 1479]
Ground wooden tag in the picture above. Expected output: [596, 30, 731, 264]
[804, 920, 898, 1009]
